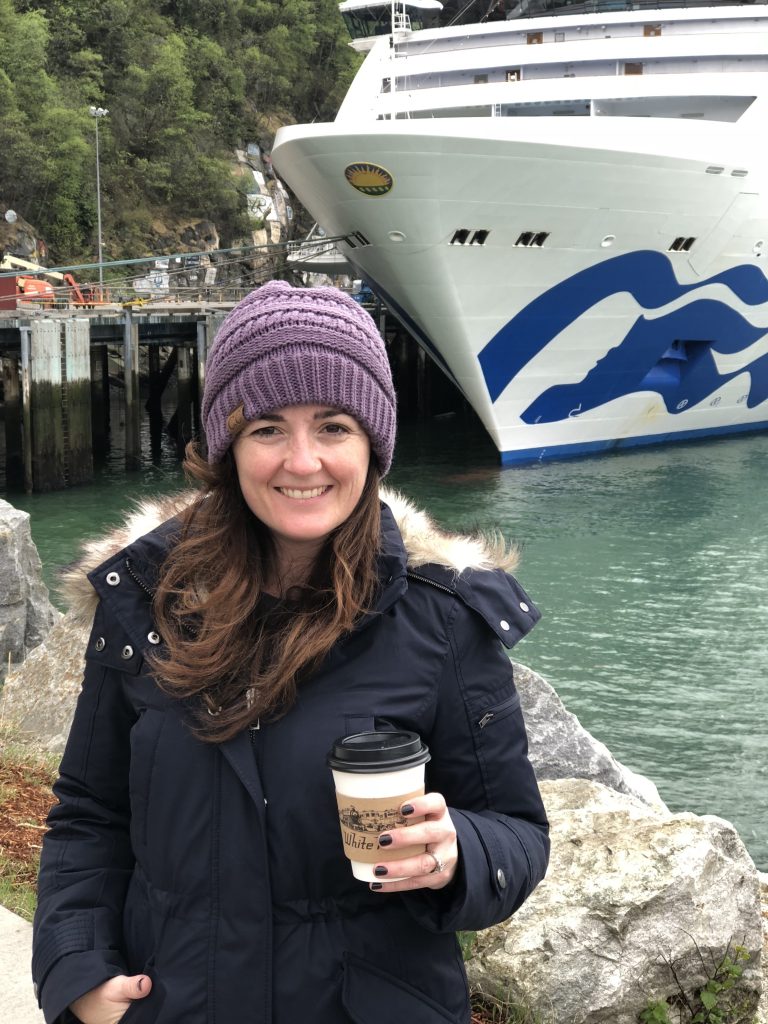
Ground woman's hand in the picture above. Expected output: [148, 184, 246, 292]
[70, 974, 152, 1024]
[370, 792, 458, 892]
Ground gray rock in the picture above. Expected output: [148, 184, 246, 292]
[514, 661, 667, 809]
[0, 614, 88, 751]
[0, 500, 59, 681]
[466, 778, 763, 1024]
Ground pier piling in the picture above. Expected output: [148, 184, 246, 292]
[2, 354, 23, 486]
[123, 313, 141, 470]
[29, 320, 66, 492]
[63, 319, 94, 486]
[90, 344, 110, 458]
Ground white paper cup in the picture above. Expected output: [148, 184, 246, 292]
[327, 732, 431, 882]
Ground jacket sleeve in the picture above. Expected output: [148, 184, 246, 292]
[402, 594, 550, 934]
[32, 610, 137, 1023]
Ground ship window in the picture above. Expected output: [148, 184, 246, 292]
[706, 166, 724, 174]
[555, 31, 565, 42]
[625, 62, 644, 75]
[506, 69, 521, 82]
[527, 31, 543, 44]
[471, 230, 490, 245]
[515, 231, 549, 247]
[668, 237, 696, 252]
[450, 229, 471, 245]
[381, 78, 391, 94]
[644, 24, 662, 36]
[732, 169, 749, 177]
[474, 74, 488, 85]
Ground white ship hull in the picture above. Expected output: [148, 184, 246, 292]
[273, 10, 768, 462]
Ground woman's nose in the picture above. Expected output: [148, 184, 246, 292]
[283, 435, 322, 473]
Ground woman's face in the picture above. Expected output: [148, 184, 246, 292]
[232, 404, 371, 567]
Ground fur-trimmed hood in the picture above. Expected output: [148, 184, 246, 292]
[60, 487, 518, 624]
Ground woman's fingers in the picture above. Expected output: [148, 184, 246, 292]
[69, 974, 152, 1024]
[370, 792, 458, 892]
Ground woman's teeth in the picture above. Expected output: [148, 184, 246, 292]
[278, 487, 329, 499]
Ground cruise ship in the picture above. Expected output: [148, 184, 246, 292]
[272, 0, 768, 463]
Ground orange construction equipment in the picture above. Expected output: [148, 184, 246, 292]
[0, 254, 106, 309]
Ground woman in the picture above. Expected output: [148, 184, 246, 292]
[33, 281, 549, 1024]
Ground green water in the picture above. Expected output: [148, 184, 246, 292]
[4, 413, 767, 869]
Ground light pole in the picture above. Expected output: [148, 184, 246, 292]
[88, 106, 109, 296]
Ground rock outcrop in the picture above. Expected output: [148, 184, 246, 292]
[0, 615, 88, 751]
[0, 500, 59, 684]
[466, 778, 763, 1024]
[515, 663, 666, 809]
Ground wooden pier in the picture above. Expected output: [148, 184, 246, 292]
[0, 301, 461, 493]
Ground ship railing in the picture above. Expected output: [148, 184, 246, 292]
[504, 0, 768, 18]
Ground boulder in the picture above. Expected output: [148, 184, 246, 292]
[0, 500, 59, 682]
[515, 662, 666, 809]
[0, 615, 88, 751]
[466, 778, 763, 1024]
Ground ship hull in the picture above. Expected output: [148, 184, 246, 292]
[273, 119, 768, 462]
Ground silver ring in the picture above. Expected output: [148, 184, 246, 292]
[427, 852, 445, 874]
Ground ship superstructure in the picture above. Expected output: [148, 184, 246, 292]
[273, 1, 768, 462]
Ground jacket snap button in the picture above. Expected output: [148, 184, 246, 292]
[519, 601, 530, 613]
[106, 571, 120, 586]
[94, 637, 106, 652]
[147, 631, 161, 645]
[499, 620, 510, 631]
[496, 868, 507, 889]
[121, 645, 134, 660]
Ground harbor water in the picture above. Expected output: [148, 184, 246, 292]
[4, 410, 767, 870]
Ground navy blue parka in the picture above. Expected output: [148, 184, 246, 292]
[33, 497, 549, 1024]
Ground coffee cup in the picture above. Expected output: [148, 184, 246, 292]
[327, 731, 431, 882]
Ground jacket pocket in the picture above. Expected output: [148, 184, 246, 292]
[118, 965, 166, 1023]
[475, 691, 521, 730]
[342, 953, 462, 1023]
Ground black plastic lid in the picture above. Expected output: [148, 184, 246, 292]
[327, 730, 430, 773]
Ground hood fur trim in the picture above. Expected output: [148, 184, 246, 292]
[61, 487, 518, 623]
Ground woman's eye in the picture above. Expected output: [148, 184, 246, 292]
[322, 422, 350, 435]
[250, 425, 279, 438]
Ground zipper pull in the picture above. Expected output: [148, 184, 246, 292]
[478, 712, 494, 728]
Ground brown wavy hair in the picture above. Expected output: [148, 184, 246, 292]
[149, 442, 382, 742]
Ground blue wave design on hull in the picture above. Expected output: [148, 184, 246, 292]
[478, 251, 768, 422]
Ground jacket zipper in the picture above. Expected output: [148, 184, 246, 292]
[125, 558, 156, 599]
[406, 571, 457, 597]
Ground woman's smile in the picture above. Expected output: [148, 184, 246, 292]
[276, 485, 332, 500]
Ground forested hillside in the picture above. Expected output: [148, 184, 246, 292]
[0, 0, 359, 262]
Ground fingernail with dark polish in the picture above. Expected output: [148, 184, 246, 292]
[378, 834, 393, 847]
[401, 803, 414, 816]
[370, 882, 383, 891]
[374, 865, 388, 877]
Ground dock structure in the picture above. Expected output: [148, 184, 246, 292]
[0, 305, 230, 493]
[0, 300, 463, 493]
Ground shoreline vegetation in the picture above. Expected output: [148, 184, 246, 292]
[1, 0, 360, 267]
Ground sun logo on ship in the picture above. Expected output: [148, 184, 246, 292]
[344, 163, 393, 196]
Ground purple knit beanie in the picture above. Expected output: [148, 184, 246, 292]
[201, 280, 396, 473]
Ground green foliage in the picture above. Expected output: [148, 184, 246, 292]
[638, 944, 754, 1024]
[0, 0, 359, 261]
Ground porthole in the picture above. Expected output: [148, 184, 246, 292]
[601, 235, 615, 248]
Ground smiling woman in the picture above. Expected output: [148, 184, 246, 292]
[32, 281, 549, 1024]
